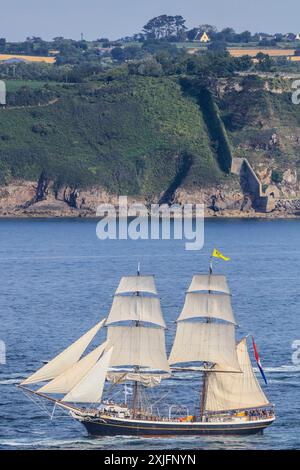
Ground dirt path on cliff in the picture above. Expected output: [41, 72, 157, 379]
[1, 97, 59, 111]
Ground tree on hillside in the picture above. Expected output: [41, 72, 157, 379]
[0, 38, 6, 51]
[217, 28, 236, 43]
[111, 45, 141, 62]
[142, 15, 186, 40]
[255, 53, 274, 71]
[207, 41, 227, 51]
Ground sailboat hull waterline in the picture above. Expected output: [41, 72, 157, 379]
[72, 413, 275, 437]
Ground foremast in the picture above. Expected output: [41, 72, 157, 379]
[132, 264, 141, 417]
[105, 267, 170, 417]
[19, 269, 170, 415]
[199, 257, 213, 421]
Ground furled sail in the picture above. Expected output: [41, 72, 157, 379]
[115, 275, 157, 295]
[37, 341, 108, 394]
[106, 296, 166, 328]
[205, 338, 269, 412]
[62, 347, 113, 403]
[177, 292, 236, 324]
[21, 320, 105, 385]
[106, 372, 171, 388]
[188, 274, 230, 294]
[107, 326, 171, 372]
[168, 322, 240, 372]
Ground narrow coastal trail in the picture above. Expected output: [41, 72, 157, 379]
[1, 97, 59, 110]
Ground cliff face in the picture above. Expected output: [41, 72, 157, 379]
[0, 74, 300, 218]
[1, 178, 300, 218]
[219, 75, 300, 194]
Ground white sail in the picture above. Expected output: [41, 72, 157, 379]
[106, 296, 166, 328]
[205, 338, 270, 412]
[62, 347, 113, 403]
[115, 275, 157, 295]
[168, 322, 240, 372]
[107, 326, 171, 372]
[37, 341, 108, 394]
[177, 292, 236, 324]
[188, 274, 230, 294]
[106, 372, 170, 388]
[21, 320, 105, 385]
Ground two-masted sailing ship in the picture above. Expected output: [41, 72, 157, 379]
[18, 265, 275, 436]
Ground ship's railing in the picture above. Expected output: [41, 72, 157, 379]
[205, 406, 275, 423]
[88, 405, 275, 423]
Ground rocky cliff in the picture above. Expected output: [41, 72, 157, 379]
[1, 177, 300, 218]
[1, 74, 300, 218]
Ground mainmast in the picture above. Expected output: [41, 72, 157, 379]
[132, 263, 141, 417]
[169, 266, 240, 421]
[199, 259, 213, 421]
[169, 256, 271, 421]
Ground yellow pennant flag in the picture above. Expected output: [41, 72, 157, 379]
[212, 248, 230, 261]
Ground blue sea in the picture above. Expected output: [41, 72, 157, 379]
[0, 218, 299, 450]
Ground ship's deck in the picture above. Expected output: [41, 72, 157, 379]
[74, 406, 275, 425]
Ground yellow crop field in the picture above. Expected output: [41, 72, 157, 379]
[0, 54, 55, 63]
[228, 48, 296, 58]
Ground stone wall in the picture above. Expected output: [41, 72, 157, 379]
[231, 157, 275, 212]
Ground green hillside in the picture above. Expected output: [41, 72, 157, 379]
[0, 71, 299, 200]
[0, 76, 224, 196]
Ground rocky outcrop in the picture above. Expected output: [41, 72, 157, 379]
[0, 179, 300, 218]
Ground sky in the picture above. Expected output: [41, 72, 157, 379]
[1, 0, 300, 42]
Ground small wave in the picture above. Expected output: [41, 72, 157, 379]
[0, 437, 114, 449]
[269, 379, 300, 386]
[0, 379, 20, 385]
[254, 365, 300, 373]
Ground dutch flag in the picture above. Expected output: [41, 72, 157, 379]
[252, 336, 268, 385]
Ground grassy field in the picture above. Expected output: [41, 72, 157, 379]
[4, 80, 51, 92]
[228, 48, 296, 57]
[0, 54, 55, 64]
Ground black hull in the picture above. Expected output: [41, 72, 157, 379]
[78, 416, 274, 437]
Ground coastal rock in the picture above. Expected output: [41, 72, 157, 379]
[0, 179, 300, 219]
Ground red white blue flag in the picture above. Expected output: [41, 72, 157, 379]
[252, 336, 268, 385]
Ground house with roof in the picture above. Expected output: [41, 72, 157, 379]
[199, 32, 210, 43]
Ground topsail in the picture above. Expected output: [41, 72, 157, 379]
[177, 292, 236, 324]
[106, 295, 166, 328]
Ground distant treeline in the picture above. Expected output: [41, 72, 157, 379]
[0, 14, 299, 61]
